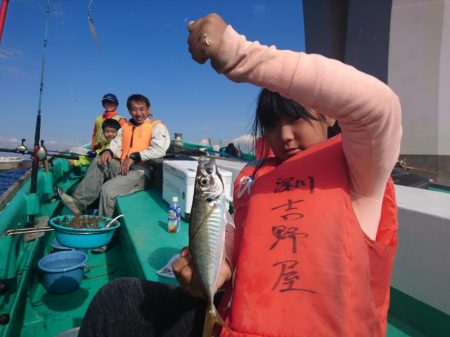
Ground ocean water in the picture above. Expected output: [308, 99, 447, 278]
[0, 167, 31, 196]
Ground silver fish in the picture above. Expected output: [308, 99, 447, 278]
[189, 157, 232, 337]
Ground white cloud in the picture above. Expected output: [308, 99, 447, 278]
[231, 134, 254, 153]
[43, 139, 82, 151]
[0, 47, 23, 60]
[0, 135, 84, 153]
[0, 47, 29, 77]
[43, 140, 59, 146]
[232, 134, 254, 144]
[51, 10, 64, 18]
[0, 136, 20, 147]
[199, 138, 211, 146]
[252, 4, 267, 19]
[200, 134, 255, 154]
[2, 65, 28, 76]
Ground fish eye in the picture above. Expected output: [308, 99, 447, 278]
[200, 178, 208, 186]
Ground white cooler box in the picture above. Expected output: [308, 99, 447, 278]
[162, 160, 232, 219]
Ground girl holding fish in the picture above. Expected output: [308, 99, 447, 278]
[79, 12, 401, 337]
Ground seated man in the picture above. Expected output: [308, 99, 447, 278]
[58, 94, 170, 218]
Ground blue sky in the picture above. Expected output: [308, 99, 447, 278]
[0, 0, 304, 154]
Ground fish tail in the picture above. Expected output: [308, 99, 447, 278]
[202, 302, 233, 337]
[202, 304, 215, 337]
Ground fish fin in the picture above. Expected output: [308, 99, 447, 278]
[203, 302, 233, 337]
[202, 303, 216, 337]
[214, 305, 234, 336]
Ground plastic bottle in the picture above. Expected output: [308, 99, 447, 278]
[167, 196, 181, 233]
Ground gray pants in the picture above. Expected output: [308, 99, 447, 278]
[72, 158, 150, 217]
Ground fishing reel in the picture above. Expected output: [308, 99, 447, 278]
[36, 140, 48, 162]
[15, 138, 28, 153]
[8, 138, 79, 162]
[13, 138, 47, 161]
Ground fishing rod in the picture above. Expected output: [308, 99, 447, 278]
[29, 0, 51, 202]
[0, 145, 80, 161]
[24, 0, 51, 227]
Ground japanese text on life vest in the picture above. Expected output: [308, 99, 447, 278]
[270, 175, 316, 294]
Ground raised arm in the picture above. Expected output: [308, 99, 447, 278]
[188, 14, 402, 239]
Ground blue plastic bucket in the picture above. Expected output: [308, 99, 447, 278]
[51, 238, 88, 254]
[38, 251, 88, 294]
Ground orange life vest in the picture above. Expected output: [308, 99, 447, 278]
[219, 135, 398, 337]
[120, 118, 162, 160]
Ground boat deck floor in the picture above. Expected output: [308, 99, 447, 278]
[17, 189, 430, 337]
[17, 189, 187, 337]
[20, 241, 127, 336]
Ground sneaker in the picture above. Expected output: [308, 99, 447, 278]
[56, 187, 82, 215]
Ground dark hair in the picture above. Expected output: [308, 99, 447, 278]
[127, 94, 151, 110]
[252, 88, 340, 159]
[101, 118, 121, 131]
[253, 89, 322, 135]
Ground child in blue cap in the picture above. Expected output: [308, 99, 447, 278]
[91, 93, 126, 151]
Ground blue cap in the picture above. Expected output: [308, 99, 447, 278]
[102, 93, 118, 104]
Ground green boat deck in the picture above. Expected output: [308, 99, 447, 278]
[116, 189, 188, 284]
[15, 190, 189, 337]
[0, 161, 448, 336]
[0, 163, 190, 337]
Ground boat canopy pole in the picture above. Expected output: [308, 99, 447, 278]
[29, 0, 51, 201]
[0, 0, 9, 44]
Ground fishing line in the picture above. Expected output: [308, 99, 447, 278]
[191, 14, 217, 148]
[77, 0, 103, 215]
[191, 14, 210, 146]
[201, 65, 211, 143]
[58, 6, 77, 104]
